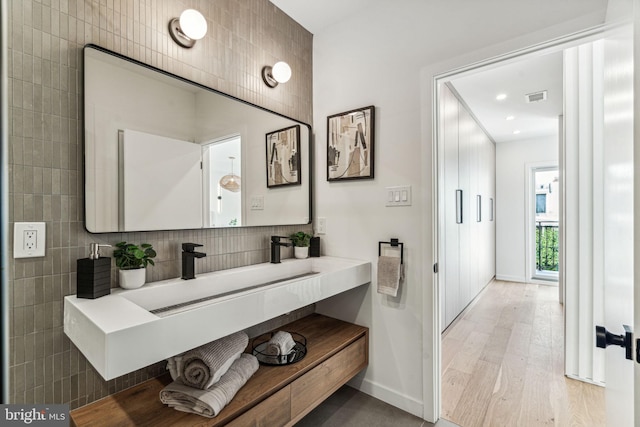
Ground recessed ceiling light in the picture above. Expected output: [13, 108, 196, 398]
[496, 93, 507, 101]
[506, 115, 515, 121]
[513, 130, 521, 135]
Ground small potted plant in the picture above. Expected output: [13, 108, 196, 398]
[289, 231, 312, 259]
[113, 241, 157, 289]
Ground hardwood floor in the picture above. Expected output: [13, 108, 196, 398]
[441, 280, 605, 427]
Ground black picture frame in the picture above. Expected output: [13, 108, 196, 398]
[266, 125, 301, 188]
[327, 105, 375, 181]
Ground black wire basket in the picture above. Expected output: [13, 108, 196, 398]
[251, 331, 307, 365]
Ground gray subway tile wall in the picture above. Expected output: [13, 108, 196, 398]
[8, 0, 313, 409]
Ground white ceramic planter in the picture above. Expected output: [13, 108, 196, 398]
[294, 246, 309, 259]
[119, 268, 146, 289]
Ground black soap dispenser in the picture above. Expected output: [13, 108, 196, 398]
[77, 243, 112, 299]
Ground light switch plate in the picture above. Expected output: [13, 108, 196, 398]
[14, 222, 46, 258]
[250, 196, 264, 210]
[385, 186, 412, 207]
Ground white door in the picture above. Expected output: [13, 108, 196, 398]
[600, 13, 635, 427]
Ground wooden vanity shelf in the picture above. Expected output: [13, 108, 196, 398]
[70, 314, 369, 426]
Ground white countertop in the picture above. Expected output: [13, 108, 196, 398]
[64, 256, 371, 380]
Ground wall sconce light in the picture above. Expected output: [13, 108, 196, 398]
[169, 9, 208, 48]
[262, 61, 292, 88]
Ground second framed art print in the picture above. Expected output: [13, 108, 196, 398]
[266, 125, 301, 188]
[327, 105, 375, 181]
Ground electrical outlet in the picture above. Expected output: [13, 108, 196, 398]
[24, 230, 37, 250]
[316, 217, 326, 235]
[14, 222, 46, 258]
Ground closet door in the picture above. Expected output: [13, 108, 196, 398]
[471, 119, 485, 297]
[478, 134, 491, 289]
[458, 108, 475, 308]
[490, 136, 497, 284]
[441, 84, 497, 329]
[442, 85, 460, 329]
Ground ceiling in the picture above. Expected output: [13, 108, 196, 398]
[270, 0, 385, 34]
[449, 52, 563, 143]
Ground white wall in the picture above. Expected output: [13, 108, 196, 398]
[495, 136, 558, 283]
[310, 1, 606, 421]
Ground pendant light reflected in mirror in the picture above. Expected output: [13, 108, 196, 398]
[220, 157, 241, 192]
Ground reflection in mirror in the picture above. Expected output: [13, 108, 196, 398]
[203, 136, 242, 227]
[83, 45, 311, 233]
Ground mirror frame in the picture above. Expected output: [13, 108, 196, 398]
[82, 44, 313, 233]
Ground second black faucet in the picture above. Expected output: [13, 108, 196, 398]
[182, 243, 206, 280]
[270, 236, 292, 264]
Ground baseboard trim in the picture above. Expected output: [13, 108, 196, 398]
[495, 274, 526, 283]
[565, 373, 605, 387]
[528, 278, 559, 286]
[347, 376, 424, 418]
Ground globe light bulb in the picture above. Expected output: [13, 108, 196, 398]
[271, 61, 292, 84]
[179, 9, 207, 40]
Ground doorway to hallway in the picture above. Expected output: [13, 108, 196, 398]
[435, 29, 611, 426]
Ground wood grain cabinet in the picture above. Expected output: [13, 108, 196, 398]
[290, 336, 367, 423]
[70, 314, 368, 427]
[226, 386, 291, 427]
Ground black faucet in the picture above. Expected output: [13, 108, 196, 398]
[182, 243, 206, 280]
[270, 236, 292, 264]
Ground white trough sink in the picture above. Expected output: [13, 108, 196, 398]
[64, 256, 371, 380]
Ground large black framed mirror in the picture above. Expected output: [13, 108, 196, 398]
[83, 44, 311, 233]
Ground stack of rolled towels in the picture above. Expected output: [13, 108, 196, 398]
[160, 331, 258, 418]
[265, 331, 297, 363]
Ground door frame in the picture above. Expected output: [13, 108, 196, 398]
[428, 25, 609, 422]
[1, 0, 10, 404]
[525, 162, 560, 284]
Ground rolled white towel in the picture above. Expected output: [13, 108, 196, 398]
[166, 355, 182, 380]
[265, 331, 296, 356]
[171, 331, 249, 390]
[160, 354, 259, 418]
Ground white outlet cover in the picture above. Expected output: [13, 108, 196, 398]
[14, 222, 46, 258]
[316, 217, 326, 234]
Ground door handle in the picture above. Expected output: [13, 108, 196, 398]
[456, 190, 463, 224]
[595, 324, 633, 360]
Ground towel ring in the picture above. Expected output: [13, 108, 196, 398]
[378, 238, 404, 264]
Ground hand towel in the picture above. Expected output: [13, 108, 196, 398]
[265, 331, 296, 356]
[174, 331, 249, 390]
[377, 255, 403, 297]
[166, 355, 182, 380]
[160, 354, 259, 418]
[170, 351, 242, 384]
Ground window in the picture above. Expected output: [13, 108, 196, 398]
[536, 193, 547, 214]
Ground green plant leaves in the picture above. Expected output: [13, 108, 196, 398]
[289, 231, 312, 247]
[114, 241, 157, 269]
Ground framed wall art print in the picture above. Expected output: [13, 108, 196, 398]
[327, 105, 375, 181]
